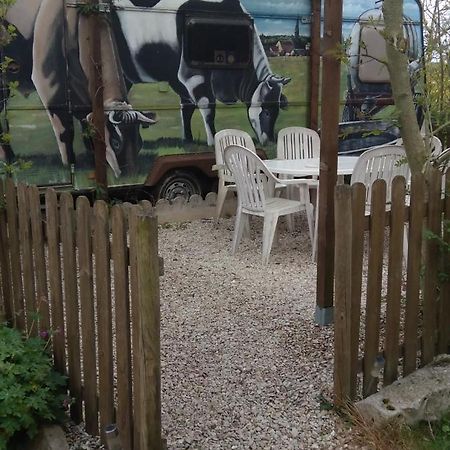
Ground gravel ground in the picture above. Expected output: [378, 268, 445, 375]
[158, 215, 357, 449]
[65, 214, 359, 449]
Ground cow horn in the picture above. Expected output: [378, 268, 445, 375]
[135, 111, 157, 124]
[268, 74, 292, 86]
[108, 110, 122, 124]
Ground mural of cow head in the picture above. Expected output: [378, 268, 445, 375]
[87, 107, 156, 177]
[247, 74, 290, 144]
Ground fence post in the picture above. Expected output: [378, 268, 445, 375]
[363, 179, 387, 397]
[404, 174, 425, 375]
[350, 183, 366, 399]
[384, 176, 406, 385]
[334, 184, 353, 405]
[135, 212, 162, 450]
[438, 170, 450, 353]
[422, 167, 442, 364]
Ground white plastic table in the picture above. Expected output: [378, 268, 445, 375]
[264, 156, 359, 178]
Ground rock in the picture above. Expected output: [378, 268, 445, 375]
[355, 354, 450, 426]
[25, 425, 69, 450]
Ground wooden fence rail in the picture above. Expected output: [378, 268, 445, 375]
[0, 180, 163, 450]
[334, 170, 450, 405]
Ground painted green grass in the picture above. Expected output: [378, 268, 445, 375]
[5, 57, 349, 188]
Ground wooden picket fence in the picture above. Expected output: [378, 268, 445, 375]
[334, 168, 450, 404]
[0, 179, 163, 450]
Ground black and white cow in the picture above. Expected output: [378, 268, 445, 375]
[2, 0, 156, 176]
[111, 0, 290, 145]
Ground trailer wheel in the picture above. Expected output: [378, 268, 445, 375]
[155, 170, 203, 201]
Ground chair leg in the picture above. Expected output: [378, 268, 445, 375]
[215, 182, 228, 223]
[312, 197, 319, 263]
[402, 223, 409, 267]
[298, 184, 314, 247]
[306, 203, 315, 247]
[262, 213, 279, 264]
[286, 213, 294, 232]
[243, 214, 251, 238]
[231, 207, 246, 255]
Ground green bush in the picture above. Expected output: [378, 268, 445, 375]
[0, 325, 68, 449]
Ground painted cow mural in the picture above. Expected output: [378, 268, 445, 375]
[0, 0, 423, 190]
[3, 0, 156, 176]
[112, 0, 290, 145]
[1, 0, 290, 176]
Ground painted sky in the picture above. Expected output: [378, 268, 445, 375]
[241, 0, 421, 36]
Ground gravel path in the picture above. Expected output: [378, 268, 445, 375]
[158, 216, 356, 449]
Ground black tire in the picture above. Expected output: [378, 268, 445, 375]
[155, 169, 203, 201]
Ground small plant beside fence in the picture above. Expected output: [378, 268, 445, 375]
[0, 179, 164, 450]
[334, 169, 450, 404]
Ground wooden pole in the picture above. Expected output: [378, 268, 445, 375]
[88, 0, 108, 199]
[136, 212, 162, 450]
[315, 0, 343, 325]
[309, 0, 321, 131]
[334, 184, 353, 405]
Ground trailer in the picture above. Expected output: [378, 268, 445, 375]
[0, 0, 423, 200]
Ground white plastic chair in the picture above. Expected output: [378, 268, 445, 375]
[277, 127, 321, 229]
[350, 145, 410, 209]
[352, 145, 410, 264]
[435, 147, 450, 196]
[277, 126, 321, 160]
[312, 145, 411, 263]
[224, 145, 314, 264]
[214, 129, 256, 220]
[390, 135, 442, 156]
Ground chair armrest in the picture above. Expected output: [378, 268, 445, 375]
[279, 178, 316, 187]
[212, 164, 225, 171]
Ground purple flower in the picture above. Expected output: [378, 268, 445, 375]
[39, 330, 49, 340]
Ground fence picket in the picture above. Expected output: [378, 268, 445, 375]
[0, 185, 165, 447]
[60, 192, 82, 422]
[334, 185, 353, 405]
[384, 176, 406, 385]
[76, 197, 98, 436]
[403, 174, 425, 375]
[438, 171, 450, 354]
[93, 201, 114, 440]
[111, 205, 133, 450]
[28, 186, 50, 333]
[362, 179, 386, 398]
[350, 183, 366, 399]
[135, 212, 162, 449]
[128, 205, 141, 450]
[5, 179, 24, 329]
[17, 183, 35, 333]
[422, 168, 442, 365]
[0, 181, 13, 323]
[45, 189, 66, 374]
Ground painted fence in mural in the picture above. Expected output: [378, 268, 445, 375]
[334, 170, 450, 403]
[0, 179, 163, 450]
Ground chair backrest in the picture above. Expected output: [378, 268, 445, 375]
[436, 147, 450, 167]
[351, 145, 410, 206]
[391, 135, 442, 156]
[429, 135, 443, 156]
[277, 127, 320, 160]
[224, 145, 277, 212]
[214, 129, 256, 183]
